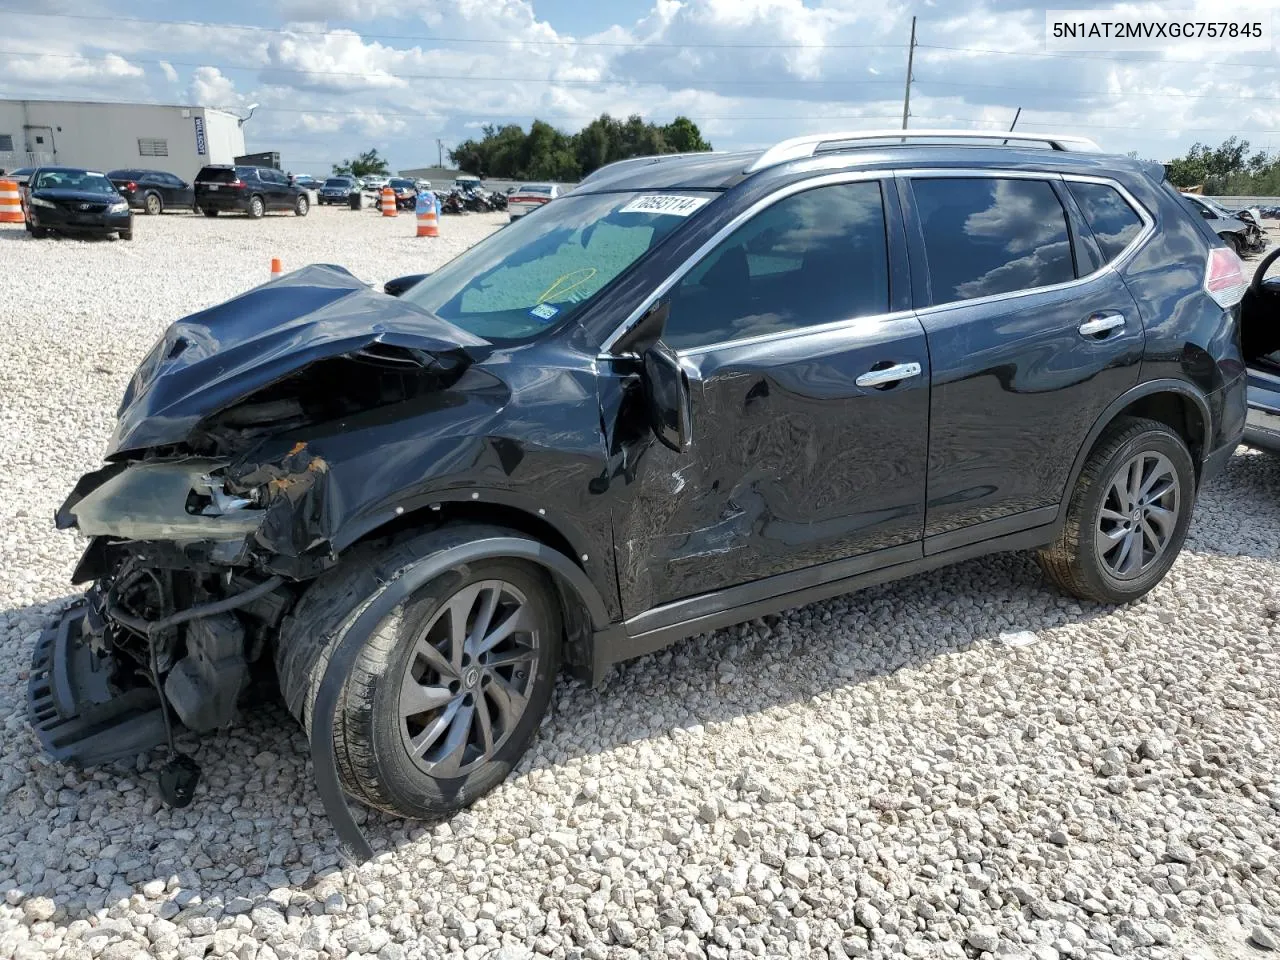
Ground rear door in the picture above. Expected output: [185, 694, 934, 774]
[900, 171, 1148, 551]
[613, 176, 932, 615]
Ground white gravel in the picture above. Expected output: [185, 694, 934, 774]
[1, 209, 1279, 960]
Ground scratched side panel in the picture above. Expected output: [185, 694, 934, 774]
[609, 316, 930, 618]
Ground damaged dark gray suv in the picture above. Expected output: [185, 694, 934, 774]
[31, 131, 1247, 856]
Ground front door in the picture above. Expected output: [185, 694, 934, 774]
[901, 173, 1146, 548]
[612, 177, 932, 617]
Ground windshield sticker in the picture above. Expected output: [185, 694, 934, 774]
[529, 303, 560, 321]
[618, 194, 710, 217]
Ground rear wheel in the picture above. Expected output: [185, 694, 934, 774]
[248, 195, 265, 219]
[144, 192, 162, 215]
[274, 526, 562, 818]
[118, 229, 132, 241]
[1037, 417, 1195, 604]
[294, 195, 309, 217]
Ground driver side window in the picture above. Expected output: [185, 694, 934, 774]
[662, 180, 890, 351]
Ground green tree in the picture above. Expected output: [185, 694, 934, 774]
[332, 148, 390, 178]
[449, 114, 712, 180]
[1163, 137, 1280, 194]
[662, 116, 712, 153]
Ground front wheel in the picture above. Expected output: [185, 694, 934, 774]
[275, 526, 562, 819]
[203, 208, 219, 217]
[144, 193, 162, 215]
[1037, 417, 1196, 604]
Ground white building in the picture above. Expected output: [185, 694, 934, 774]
[0, 99, 244, 178]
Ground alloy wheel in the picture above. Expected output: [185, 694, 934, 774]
[398, 579, 540, 777]
[1094, 451, 1181, 580]
[146, 193, 161, 215]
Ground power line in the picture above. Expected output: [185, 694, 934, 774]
[0, 9, 905, 50]
[915, 77, 1280, 103]
[0, 49, 904, 86]
[918, 43, 1279, 69]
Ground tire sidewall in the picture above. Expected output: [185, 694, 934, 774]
[353, 559, 561, 818]
[249, 196, 265, 219]
[145, 193, 162, 215]
[1074, 426, 1196, 602]
[295, 195, 309, 216]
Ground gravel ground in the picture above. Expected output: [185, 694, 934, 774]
[1, 210, 1279, 960]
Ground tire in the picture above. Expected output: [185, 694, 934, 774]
[294, 195, 309, 217]
[248, 195, 265, 219]
[274, 525, 563, 819]
[203, 208, 219, 218]
[1037, 417, 1196, 604]
[1223, 233, 1243, 256]
[118, 230, 132, 241]
[144, 192, 162, 215]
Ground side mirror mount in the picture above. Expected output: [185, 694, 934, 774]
[642, 341, 692, 453]
[612, 299, 669, 356]
[383, 273, 429, 297]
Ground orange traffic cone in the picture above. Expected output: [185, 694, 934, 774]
[415, 191, 439, 238]
[381, 187, 397, 217]
[270, 257, 283, 278]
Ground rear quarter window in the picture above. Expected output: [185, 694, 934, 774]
[911, 177, 1076, 305]
[1065, 181, 1146, 263]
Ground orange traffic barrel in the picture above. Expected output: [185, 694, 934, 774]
[0, 180, 23, 224]
[380, 187, 396, 217]
[415, 191, 438, 237]
[270, 257, 283, 278]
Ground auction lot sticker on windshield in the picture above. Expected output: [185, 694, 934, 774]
[619, 195, 710, 217]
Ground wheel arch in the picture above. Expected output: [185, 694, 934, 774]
[333, 495, 617, 679]
[1059, 379, 1212, 525]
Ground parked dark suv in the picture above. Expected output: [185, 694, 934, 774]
[30, 131, 1246, 857]
[193, 164, 309, 218]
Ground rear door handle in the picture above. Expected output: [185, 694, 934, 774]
[856, 361, 922, 388]
[1078, 313, 1126, 338]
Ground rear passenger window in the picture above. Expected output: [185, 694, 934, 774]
[664, 181, 890, 350]
[1067, 181, 1145, 262]
[911, 177, 1075, 305]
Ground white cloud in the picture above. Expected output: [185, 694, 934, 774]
[188, 66, 239, 107]
[159, 60, 179, 83]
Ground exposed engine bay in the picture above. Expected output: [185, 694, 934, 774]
[29, 264, 492, 802]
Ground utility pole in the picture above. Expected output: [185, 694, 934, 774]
[901, 15, 917, 131]
[436, 138, 445, 168]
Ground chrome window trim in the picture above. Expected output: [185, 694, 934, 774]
[677, 309, 918, 359]
[598, 170, 889, 355]
[901, 168, 1156, 317]
[598, 166, 1157, 355]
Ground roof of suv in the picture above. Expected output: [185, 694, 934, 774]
[573, 141, 1158, 194]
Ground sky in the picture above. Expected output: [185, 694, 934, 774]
[2, 0, 1279, 176]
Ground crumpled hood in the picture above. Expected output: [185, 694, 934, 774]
[108, 263, 488, 456]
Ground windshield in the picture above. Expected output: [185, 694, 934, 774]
[33, 170, 119, 194]
[323, 178, 350, 188]
[401, 190, 713, 341]
[391, 179, 414, 188]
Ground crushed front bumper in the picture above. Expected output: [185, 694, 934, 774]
[27, 600, 167, 766]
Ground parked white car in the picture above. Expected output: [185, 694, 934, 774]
[507, 183, 559, 221]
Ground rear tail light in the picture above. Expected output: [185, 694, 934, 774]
[1204, 246, 1248, 308]
[126, 181, 136, 192]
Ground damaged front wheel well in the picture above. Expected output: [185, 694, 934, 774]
[344, 501, 597, 676]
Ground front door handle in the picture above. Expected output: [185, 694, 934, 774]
[1079, 313, 1126, 338]
[856, 361, 922, 388]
